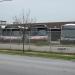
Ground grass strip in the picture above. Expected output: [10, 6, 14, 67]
[0, 49, 75, 61]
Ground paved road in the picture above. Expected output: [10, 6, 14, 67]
[0, 54, 75, 75]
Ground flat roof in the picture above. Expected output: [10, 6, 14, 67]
[63, 24, 75, 26]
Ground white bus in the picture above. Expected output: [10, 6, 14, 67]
[61, 24, 75, 44]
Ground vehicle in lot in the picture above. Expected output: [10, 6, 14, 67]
[61, 23, 75, 44]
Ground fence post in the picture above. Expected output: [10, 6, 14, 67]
[28, 29, 31, 50]
[9, 29, 12, 50]
[49, 28, 51, 51]
[22, 28, 25, 53]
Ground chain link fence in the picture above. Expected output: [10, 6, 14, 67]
[0, 27, 75, 53]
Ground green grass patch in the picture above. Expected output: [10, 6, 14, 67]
[0, 49, 75, 61]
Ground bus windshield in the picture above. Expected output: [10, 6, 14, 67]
[62, 27, 75, 38]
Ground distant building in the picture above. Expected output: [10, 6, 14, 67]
[0, 20, 7, 26]
[33, 21, 75, 28]
[0, 21, 75, 41]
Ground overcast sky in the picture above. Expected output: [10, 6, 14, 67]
[0, 0, 75, 23]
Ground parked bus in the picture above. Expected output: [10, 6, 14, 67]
[30, 24, 48, 40]
[0, 25, 23, 43]
[61, 23, 75, 44]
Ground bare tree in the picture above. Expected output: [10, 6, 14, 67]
[22, 10, 30, 52]
[13, 16, 22, 24]
[12, 10, 37, 53]
[22, 10, 37, 52]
